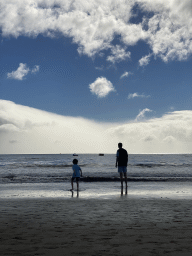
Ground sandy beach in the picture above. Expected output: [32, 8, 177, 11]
[1, 195, 192, 256]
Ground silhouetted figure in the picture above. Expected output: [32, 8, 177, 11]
[116, 143, 128, 194]
[71, 159, 82, 191]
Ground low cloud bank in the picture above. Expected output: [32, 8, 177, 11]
[0, 100, 113, 154]
[0, 100, 192, 154]
[108, 111, 192, 153]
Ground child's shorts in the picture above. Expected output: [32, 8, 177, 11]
[72, 177, 80, 181]
[118, 166, 127, 173]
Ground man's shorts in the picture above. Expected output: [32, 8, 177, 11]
[72, 177, 80, 181]
[118, 166, 127, 173]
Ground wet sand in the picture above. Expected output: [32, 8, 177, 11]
[1, 196, 192, 256]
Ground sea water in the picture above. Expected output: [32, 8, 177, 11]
[0, 154, 192, 199]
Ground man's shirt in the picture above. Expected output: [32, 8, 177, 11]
[116, 148, 128, 166]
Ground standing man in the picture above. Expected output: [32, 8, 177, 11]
[116, 142, 128, 194]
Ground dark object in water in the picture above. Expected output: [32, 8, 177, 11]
[99, 154, 104, 156]
[73, 154, 78, 156]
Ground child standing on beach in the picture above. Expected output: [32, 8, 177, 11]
[71, 159, 82, 191]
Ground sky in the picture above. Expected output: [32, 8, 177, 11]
[0, 0, 192, 154]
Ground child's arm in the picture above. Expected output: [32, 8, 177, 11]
[80, 168, 82, 177]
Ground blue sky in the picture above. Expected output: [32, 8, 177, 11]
[0, 0, 192, 153]
[1, 34, 192, 122]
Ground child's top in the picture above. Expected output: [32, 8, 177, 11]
[72, 164, 81, 178]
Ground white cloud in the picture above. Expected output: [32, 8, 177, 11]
[140, 0, 192, 62]
[0, 100, 192, 154]
[7, 63, 30, 80]
[7, 63, 39, 80]
[1, 1, 192, 63]
[139, 54, 151, 67]
[120, 71, 133, 79]
[106, 45, 131, 64]
[95, 66, 104, 71]
[128, 92, 150, 99]
[0, 99, 114, 154]
[163, 135, 176, 144]
[141, 134, 158, 143]
[31, 65, 40, 73]
[120, 71, 128, 79]
[107, 110, 192, 153]
[136, 108, 152, 121]
[89, 77, 115, 98]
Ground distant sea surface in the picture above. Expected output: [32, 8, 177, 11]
[0, 154, 192, 199]
[1, 154, 192, 183]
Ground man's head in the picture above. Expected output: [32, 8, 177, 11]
[118, 143, 122, 148]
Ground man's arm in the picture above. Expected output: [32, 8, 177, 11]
[116, 157, 118, 168]
[116, 151, 119, 167]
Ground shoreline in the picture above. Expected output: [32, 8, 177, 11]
[1, 181, 192, 200]
[1, 197, 192, 255]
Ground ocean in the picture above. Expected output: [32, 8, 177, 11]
[0, 154, 192, 199]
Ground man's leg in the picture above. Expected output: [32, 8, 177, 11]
[124, 172, 128, 194]
[120, 172, 123, 194]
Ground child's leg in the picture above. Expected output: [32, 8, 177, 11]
[76, 180, 79, 191]
[71, 178, 74, 190]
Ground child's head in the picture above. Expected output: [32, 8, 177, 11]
[73, 159, 78, 165]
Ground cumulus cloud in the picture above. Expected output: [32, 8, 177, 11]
[140, 0, 192, 62]
[128, 92, 150, 99]
[7, 63, 39, 80]
[120, 71, 133, 79]
[136, 108, 152, 121]
[106, 45, 131, 64]
[31, 65, 40, 73]
[89, 77, 115, 98]
[0, 100, 192, 154]
[139, 54, 151, 67]
[1, 1, 192, 62]
[7, 63, 30, 80]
